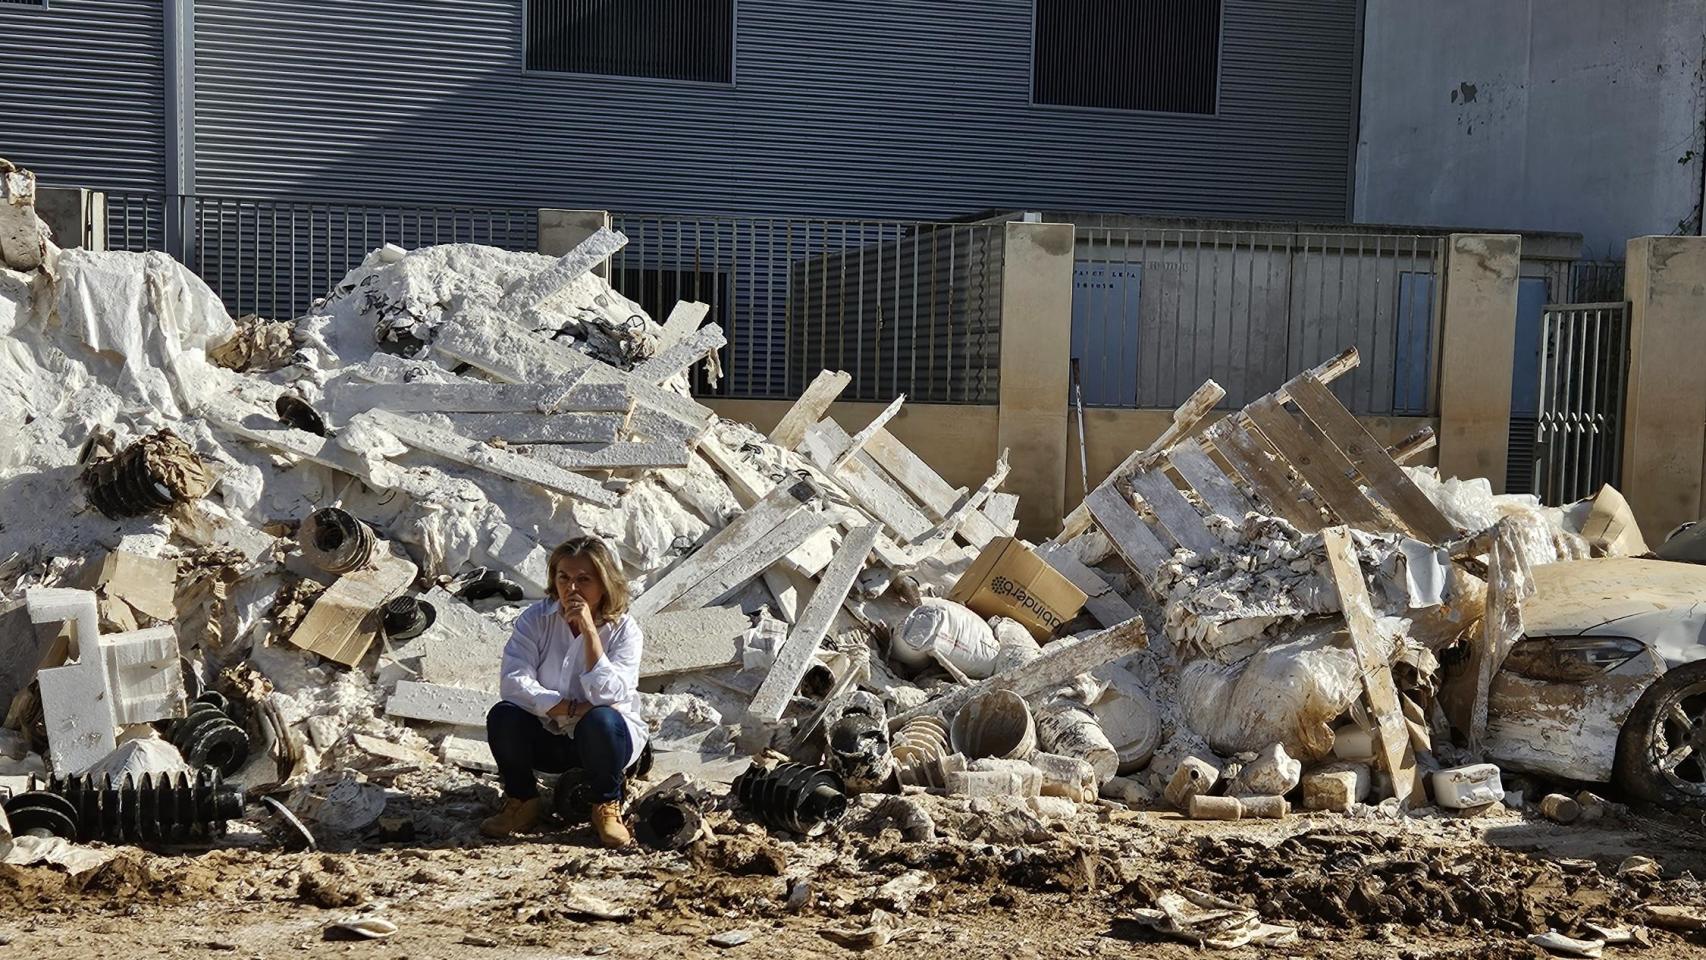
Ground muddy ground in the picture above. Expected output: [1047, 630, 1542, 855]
[5, 784, 1706, 960]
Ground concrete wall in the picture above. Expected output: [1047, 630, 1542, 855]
[1356, 0, 1706, 258]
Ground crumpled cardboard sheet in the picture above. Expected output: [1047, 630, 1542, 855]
[1125, 887, 1299, 949]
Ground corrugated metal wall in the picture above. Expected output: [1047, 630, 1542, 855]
[0, 0, 165, 193]
[190, 0, 1359, 221]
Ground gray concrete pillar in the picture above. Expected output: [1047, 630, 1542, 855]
[1622, 235, 1706, 541]
[1435, 233, 1521, 491]
[33, 187, 106, 251]
[997, 220, 1075, 539]
[539, 209, 613, 278]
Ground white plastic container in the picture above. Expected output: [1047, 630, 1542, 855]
[949, 689, 1037, 760]
[1430, 763, 1505, 809]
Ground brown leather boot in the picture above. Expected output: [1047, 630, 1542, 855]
[480, 797, 540, 838]
[590, 801, 631, 848]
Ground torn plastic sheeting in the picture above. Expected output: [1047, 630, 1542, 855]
[893, 599, 999, 680]
[1125, 888, 1299, 949]
[1176, 621, 1371, 761]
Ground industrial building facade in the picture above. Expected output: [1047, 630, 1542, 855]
[3, 0, 1361, 220]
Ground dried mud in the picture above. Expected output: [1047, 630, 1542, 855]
[5, 797, 1706, 960]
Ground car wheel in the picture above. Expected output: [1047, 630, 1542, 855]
[1613, 661, 1706, 809]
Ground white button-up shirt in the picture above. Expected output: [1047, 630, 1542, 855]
[499, 600, 648, 766]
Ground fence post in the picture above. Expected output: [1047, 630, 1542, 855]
[539, 209, 613, 278]
[1621, 236, 1706, 542]
[997, 219, 1075, 539]
[33, 188, 106, 251]
[1435, 233, 1521, 491]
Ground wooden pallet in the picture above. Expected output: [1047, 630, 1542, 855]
[1087, 348, 1460, 592]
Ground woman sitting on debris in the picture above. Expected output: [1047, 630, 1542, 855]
[482, 536, 647, 847]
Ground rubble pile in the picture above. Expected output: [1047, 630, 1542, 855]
[1, 160, 1699, 955]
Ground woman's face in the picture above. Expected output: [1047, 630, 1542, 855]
[554, 554, 606, 616]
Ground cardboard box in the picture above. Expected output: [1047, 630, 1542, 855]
[949, 538, 1087, 641]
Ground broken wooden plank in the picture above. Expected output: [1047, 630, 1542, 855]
[833, 394, 906, 471]
[359, 409, 619, 507]
[1207, 422, 1323, 532]
[899, 450, 1010, 563]
[1035, 542, 1139, 628]
[1286, 374, 1457, 543]
[1166, 438, 1255, 520]
[659, 300, 711, 350]
[671, 509, 832, 611]
[527, 440, 694, 472]
[745, 524, 880, 728]
[288, 547, 418, 668]
[432, 412, 625, 445]
[638, 605, 754, 678]
[1245, 397, 1394, 531]
[633, 324, 726, 385]
[803, 422, 933, 541]
[889, 615, 1148, 729]
[696, 434, 773, 508]
[326, 379, 631, 417]
[982, 492, 1019, 535]
[1320, 526, 1421, 808]
[1084, 485, 1173, 580]
[770, 370, 852, 451]
[1390, 426, 1437, 466]
[1057, 378, 1226, 543]
[433, 305, 713, 430]
[863, 427, 958, 517]
[861, 426, 1005, 547]
[385, 680, 494, 728]
[208, 415, 550, 593]
[497, 226, 627, 312]
[1125, 468, 1221, 557]
[632, 479, 819, 618]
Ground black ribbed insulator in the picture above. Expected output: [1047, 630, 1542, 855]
[44, 769, 244, 844]
[301, 506, 374, 573]
[732, 762, 848, 836]
[274, 394, 327, 436]
[632, 788, 703, 851]
[4, 789, 79, 839]
[169, 692, 251, 776]
[82, 444, 179, 519]
[381, 595, 436, 641]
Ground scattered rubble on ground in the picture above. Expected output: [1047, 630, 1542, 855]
[2, 159, 1705, 956]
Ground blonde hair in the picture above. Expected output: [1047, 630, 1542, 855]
[548, 536, 630, 624]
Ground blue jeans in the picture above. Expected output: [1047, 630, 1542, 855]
[486, 701, 633, 803]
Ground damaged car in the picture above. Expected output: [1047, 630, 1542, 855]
[1484, 558, 1706, 809]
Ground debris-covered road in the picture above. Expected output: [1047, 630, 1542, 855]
[6, 799, 1706, 959]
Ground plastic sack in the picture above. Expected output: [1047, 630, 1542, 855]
[1176, 623, 1370, 760]
[894, 599, 999, 679]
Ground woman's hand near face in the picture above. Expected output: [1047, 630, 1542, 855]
[561, 595, 598, 637]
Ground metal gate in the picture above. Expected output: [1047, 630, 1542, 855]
[1529, 302, 1630, 505]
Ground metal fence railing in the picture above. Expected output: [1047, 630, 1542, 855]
[105, 194, 539, 321]
[1070, 227, 1445, 416]
[101, 196, 1002, 405]
[609, 214, 1003, 403]
[1527, 302, 1630, 506]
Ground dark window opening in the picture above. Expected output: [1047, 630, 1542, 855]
[526, 0, 733, 83]
[613, 265, 731, 392]
[1033, 0, 1221, 113]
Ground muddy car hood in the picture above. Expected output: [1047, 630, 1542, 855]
[1522, 558, 1706, 666]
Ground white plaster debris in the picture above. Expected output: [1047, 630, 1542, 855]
[0, 161, 1649, 860]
